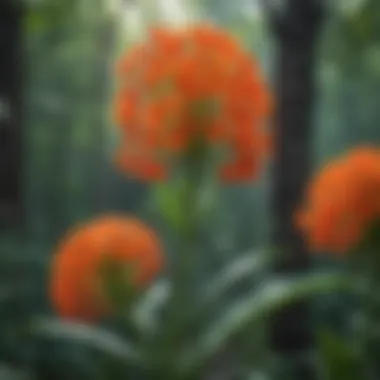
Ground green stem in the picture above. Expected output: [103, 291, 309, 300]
[173, 153, 201, 302]
[151, 142, 207, 378]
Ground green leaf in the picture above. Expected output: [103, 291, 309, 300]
[131, 279, 171, 335]
[317, 329, 364, 380]
[30, 316, 141, 362]
[180, 273, 353, 374]
[154, 181, 186, 232]
[204, 248, 275, 302]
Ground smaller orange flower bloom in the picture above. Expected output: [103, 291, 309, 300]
[50, 216, 163, 322]
[296, 147, 380, 254]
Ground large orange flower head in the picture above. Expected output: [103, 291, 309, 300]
[50, 216, 163, 322]
[297, 147, 380, 254]
[114, 24, 272, 182]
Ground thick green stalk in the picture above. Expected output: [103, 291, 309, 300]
[151, 141, 207, 378]
[173, 143, 204, 305]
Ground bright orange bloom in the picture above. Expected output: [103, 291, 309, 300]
[296, 147, 380, 254]
[114, 24, 272, 182]
[50, 216, 163, 322]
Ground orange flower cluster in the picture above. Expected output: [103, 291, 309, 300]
[50, 216, 162, 321]
[297, 147, 380, 253]
[114, 24, 272, 182]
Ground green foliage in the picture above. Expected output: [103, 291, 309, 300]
[154, 181, 188, 233]
[131, 280, 170, 335]
[31, 317, 140, 362]
[203, 249, 274, 302]
[25, 0, 79, 33]
[315, 0, 380, 163]
[180, 273, 352, 375]
[317, 329, 364, 380]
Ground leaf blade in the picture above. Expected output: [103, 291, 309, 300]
[30, 316, 141, 362]
[180, 273, 353, 374]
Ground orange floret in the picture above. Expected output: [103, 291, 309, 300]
[113, 23, 272, 182]
[296, 147, 380, 254]
[50, 216, 163, 322]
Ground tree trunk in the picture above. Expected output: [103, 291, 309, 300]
[0, 2, 23, 228]
[269, 0, 325, 378]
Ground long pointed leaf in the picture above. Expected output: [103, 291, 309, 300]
[204, 249, 275, 302]
[131, 279, 171, 334]
[31, 316, 141, 362]
[180, 273, 353, 374]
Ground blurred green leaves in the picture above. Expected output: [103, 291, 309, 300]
[317, 329, 364, 380]
[131, 279, 170, 335]
[325, 0, 380, 65]
[180, 273, 353, 374]
[25, 0, 77, 33]
[204, 248, 274, 303]
[31, 317, 141, 362]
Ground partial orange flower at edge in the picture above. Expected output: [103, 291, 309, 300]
[296, 146, 380, 254]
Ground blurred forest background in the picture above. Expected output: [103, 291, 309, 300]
[0, 0, 380, 378]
